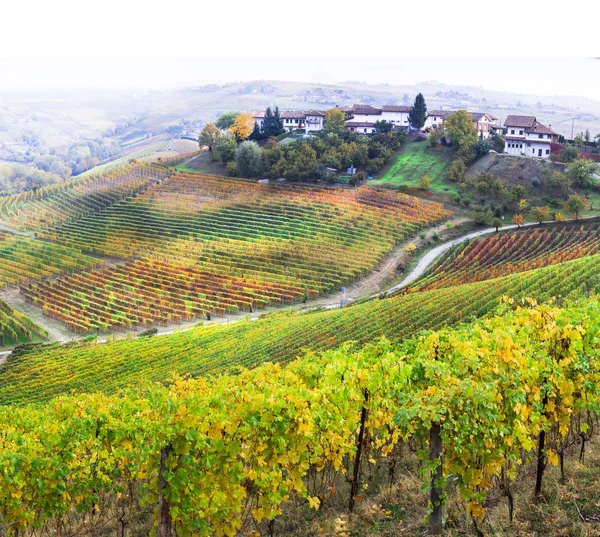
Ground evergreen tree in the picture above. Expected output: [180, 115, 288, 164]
[249, 122, 262, 141]
[408, 93, 427, 130]
[261, 107, 275, 137]
[273, 106, 284, 136]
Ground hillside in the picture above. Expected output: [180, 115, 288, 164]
[369, 142, 456, 193]
[3, 219, 600, 405]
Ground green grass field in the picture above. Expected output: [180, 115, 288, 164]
[370, 142, 456, 194]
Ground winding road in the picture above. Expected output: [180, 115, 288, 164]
[1, 217, 597, 364]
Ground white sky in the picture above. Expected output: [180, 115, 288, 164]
[1, 0, 599, 100]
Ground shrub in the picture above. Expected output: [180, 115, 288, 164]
[531, 176, 541, 187]
[448, 159, 466, 182]
[226, 161, 238, 176]
[236, 141, 263, 177]
[472, 208, 493, 226]
[417, 175, 431, 190]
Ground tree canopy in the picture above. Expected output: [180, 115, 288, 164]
[444, 110, 478, 153]
[325, 108, 347, 135]
[229, 113, 255, 142]
[215, 111, 241, 130]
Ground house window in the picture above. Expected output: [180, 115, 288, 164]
[539, 134, 543, 139]
[527, 143, 531, 147]
[519, 130, 523, 135]
[546, 149, 550, 155]
[520, 144, 523, 149]
[364, 128, 367, 133]
[511, 129, 515, 134]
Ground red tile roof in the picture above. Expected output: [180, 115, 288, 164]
[349, 104, 382, 116]
[504, 115, 537, 128]
[529, 121, 557, 136]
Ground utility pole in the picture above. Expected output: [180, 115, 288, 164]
[571, 118, 575, 141]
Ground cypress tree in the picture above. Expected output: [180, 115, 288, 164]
[273, 106, 284, 136]
[408, 93, 428, 130]
[262, 107, 274, 137]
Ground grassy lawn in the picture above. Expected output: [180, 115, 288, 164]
[370, 142, 457, 195]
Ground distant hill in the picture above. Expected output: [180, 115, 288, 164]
[1, 79, 599, 168]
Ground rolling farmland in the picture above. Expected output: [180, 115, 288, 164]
[21, 172, 451, 333]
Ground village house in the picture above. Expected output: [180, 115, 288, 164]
[252, 109, 324, 133]
[503, 115, 558, 159]
[469, 112, 501, 139]
[425, 110, 452, 129]
[251, 106, 560, 161]
[304, 110, 326, 133]
[380, 105, 412, 127]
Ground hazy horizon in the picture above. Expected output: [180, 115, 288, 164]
[1, 58, 599, 103]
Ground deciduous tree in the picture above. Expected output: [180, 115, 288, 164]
[444, 110, 478, 153]
[215, 111, 241, 130]
[512, 214, 525, 228]
[199, 123, 221, 160]
[325, 108, 347, 135]
[531, 206, 551, 224]
[235, 141, 263, 177]
[568, 159, 597, 189]
[229, 113, 255, 142]
[562, 194, 589, 220]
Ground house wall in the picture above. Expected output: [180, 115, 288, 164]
[425, 115, 445, 129]
[380, 111, 410, 127]
[348, 113, 382, 123]
[305, 116, 324, 132]
[505, 139, 551, 158]
[347, 125, 376, 135]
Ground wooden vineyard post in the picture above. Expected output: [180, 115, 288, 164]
[429, 422, 443, 535]
[349, 389, 369, 513]
[158, 445, 173, 537]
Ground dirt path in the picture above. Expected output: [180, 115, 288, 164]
[3, 215, 595, 359]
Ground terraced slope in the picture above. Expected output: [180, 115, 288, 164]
[22, 173, 451, 333]
[2, 252, 599, 405]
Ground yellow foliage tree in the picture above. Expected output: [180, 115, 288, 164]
[229, 113, 255, 142]
[512, 214, 525, 228]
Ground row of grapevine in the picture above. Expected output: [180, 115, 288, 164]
[2, 251, 600, 405]
[0, 233, 102, 288]
[0, 299, 47, 346]
[1, 300, 599, 535]
[24, 173, 450, 333]
[22, 259, 306, 333]
[411, 221, 600, 292]
[0, 163, 170, 230]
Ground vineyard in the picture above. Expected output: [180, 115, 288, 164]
[2, 250, 600, 405]
[21, 173, 451, 333]
[0, 299, 599, 536]
[0, 232, 101, 287]
[0, 163, 169, 230]
[409, 220, 600, 292]
[0, 299, 47, 346]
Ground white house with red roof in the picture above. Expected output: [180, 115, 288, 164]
[503, 115, 558, 159]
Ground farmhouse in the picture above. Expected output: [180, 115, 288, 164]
[381, 105, 413, 127]
[252, 106, 558, 161]
[503, 115, 558, 159]
[304, 110, 326, 133]
[469, 112, 500, 139]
